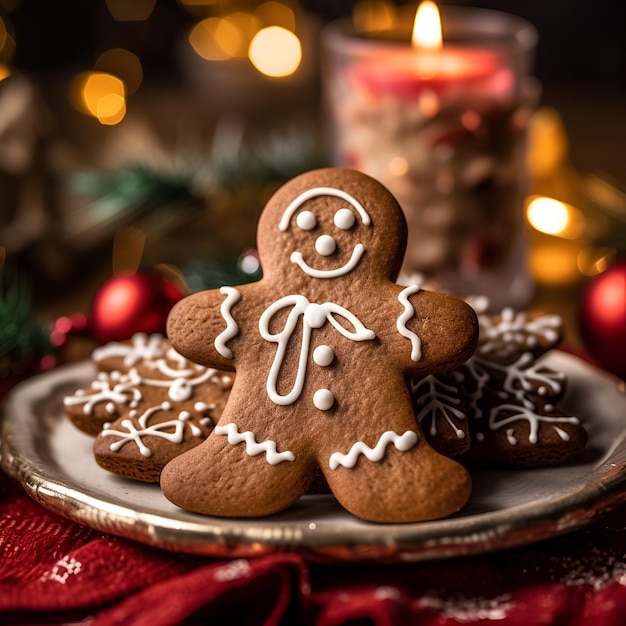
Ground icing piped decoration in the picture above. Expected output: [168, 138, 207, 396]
[215, 286, 242, 359]
[489, 404, 579, 444]
[278, 187, 371, 232]
[127, 366, 217, 403]
[63, 377, 141, 415]
[329, 430, 418, 470]
[290, 244, 365, 279]
[92, 333, 167, 367]
[259, 295, 375, 406]
[215, 423, 295, 465]
[102, 403, 187, 458]
[397, 285, 422, 362]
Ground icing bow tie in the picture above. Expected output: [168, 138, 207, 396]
[259, 295, 375, 406]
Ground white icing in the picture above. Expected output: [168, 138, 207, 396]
[63, 377, 141, 415]
[127, 365, 217, 403]
[313, 389, 334, 411]
[554, 426, 570, 441]
[489, 403, 579, 445]
[478, 309, 562, 357]
[315, 234, 336, 256]
[334, 208, 356, 230]
[278, 187, 371, 232]
[411, 375, 466, 438]
[215, 286, 242, 359]
[397, 285, 422, 362]
[259, 295, 375, 406]
[329, 430, 418, 470]
[102, 403, 185, 457]
[313, 345, 334, 367]
[290, 244, 365, 279]
[195, 401, 216, 411]
[92, 333, 167, 367]
[296, 210, 317, 230]
[215, 423, 295, 465]
[506, 428, 517, 445]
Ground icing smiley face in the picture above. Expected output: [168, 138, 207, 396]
[277, 187, 372, 279]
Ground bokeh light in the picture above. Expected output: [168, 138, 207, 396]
[525, 196, 585, 239]
[530, 243, 580, 285]
[95, 48, 143, 95]
[254, 1, 295, 31]
[248, 26, 302, 77]
[70, 71, 127, 125]
[189, 17, 243, 61]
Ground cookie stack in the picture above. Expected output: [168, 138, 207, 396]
[64, 333, 233, 482]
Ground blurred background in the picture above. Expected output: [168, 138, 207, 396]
[0, 0, 625, 385]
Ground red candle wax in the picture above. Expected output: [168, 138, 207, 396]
[348, 46, 510, 102]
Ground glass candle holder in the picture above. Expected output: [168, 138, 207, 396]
[321, 6, 539, 310]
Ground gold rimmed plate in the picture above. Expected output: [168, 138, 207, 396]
[1, 351, 625, 563]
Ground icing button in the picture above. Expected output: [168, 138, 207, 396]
[313, 345, 334, 367]
[315, 234, 337, 256]
[313, 389, 334, 411]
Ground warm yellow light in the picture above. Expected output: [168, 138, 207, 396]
[527, 107, 569, 179]
[96, 93, 126, 125]
[189, 17, 243, 60]
[527, 196, 569, 235]
[530, 244, 580, 285]
[95, 48, 143, 94]
[412, 1, 442, 49]
[224, 12, 260, 57]
[248, 26, 301, 78]
[70, 71, 126, 124]
[578, 247, 616, 277]
[353, 0, 395, 32]
[254, 1, 295, 31]
[0, 63, 11, 82]
[526, 195, 587, 241]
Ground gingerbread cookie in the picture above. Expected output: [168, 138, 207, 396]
[413, 304, 587, 469]
[64, 333, 233, 481]
[162, 168, 479, 523]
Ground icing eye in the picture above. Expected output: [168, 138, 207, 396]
[334, 208, 356, 230]
[315, 235, 336, 256]
[296, 210, 317, 231]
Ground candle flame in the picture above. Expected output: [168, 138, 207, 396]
[412, 1, 442, 49]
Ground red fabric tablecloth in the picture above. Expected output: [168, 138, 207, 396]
[1, 468, 626, 626]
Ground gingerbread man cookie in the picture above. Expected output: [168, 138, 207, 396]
[162, 168, 479, 522]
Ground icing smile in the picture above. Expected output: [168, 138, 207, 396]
[290, 244, 365, 279]
[278, 187, 372, 280]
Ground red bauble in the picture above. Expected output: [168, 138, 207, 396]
[91, 271, 185, 344]
[579, 260, 626, 379]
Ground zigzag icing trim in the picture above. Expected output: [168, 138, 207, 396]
[329, 430, 418, 470]
[214, 423, 295, 465]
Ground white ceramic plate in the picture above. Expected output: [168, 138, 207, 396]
[1, 351, 625, 563]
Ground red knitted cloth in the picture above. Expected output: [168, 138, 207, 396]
[1, 468, 625, 625]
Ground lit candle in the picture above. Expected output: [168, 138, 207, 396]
[351, 2, 508, 105]
[322, 2, 539, 310]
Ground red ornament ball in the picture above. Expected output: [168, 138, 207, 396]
[91, 271, 185, 344]
[578, 259, 626, 379]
